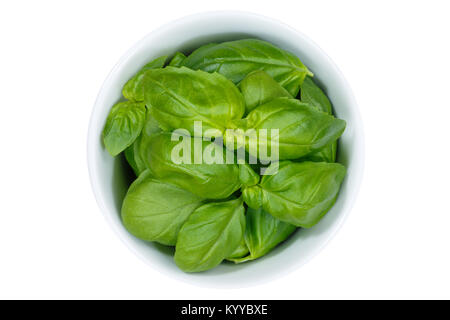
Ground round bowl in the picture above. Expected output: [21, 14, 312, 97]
[87, 11, 364, 288]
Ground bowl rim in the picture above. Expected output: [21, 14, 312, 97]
[87, 10, 365, 288]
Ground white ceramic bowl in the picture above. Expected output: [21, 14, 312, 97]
[87, 11, 364, 288]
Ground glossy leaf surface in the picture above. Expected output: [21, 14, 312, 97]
[168, 52, 186, 67]
[121, 170, 204, 245]
[122, 56, 167, 101]
[301, 76, 337, 162]
[143, 132, 242, 199]
[231, 207, 296, 263]
[144, 67, 245, 137]
[240, 98, 346, 160]
[243, 161, 346, 228]
[183, 39, 312, 96]
[102, 101, 146, 156]
[239, 70, 291, 114]
[175, 198, 245, 272]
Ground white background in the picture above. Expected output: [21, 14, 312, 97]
[1, 0, 449, 299]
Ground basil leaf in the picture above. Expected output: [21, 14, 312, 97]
[168, 52, 186, 67]
[175, 198, 246, 272]
[246, 161, 346, 227]
[301, 76, 337, 162]
[241, 98, 346, 160]
[230, 207, 296, 263]
[300, 77, 332, 114]
[122, 170, 204, 245]
[144, 67, 245, 137]
[242, 185, 263, 210]
[183, 39, 312, 96]
[226, 237, 249, 260]
[239, 70, 291, 114]
[122, 56, 167, 101]
[143, 132, 242, 199]
[302, 142, 337, 163]
[124, 112, 162, 176]
[134, 115, 162, 174]
[238, 163, 260, 187]
[124, 144, 140, 176]
[102, 101, 146, 156]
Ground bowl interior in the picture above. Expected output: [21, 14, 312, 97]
[88, 12, 364, 287]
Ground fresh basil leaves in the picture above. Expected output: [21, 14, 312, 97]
[301, 76, 332, 114]
[182, 39, 312, 96]
[168, 52, 187, 67]
[239, 98, 346, 161]
[102, 101, 146, 156]
[122, 170, 205, 245]
[144, 67, 245, 137]
[142, 132, 242, 199]
[174, 197, 246, 272]
[230, 207, 296, 263]
[239, 70, 292, 114]
[301, 76, 337, 162]
[101, 39, 347, 273]
[122, 56, 167, 101]
[243, 161, 346, 227]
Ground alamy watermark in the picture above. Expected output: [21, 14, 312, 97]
[170, 121, 279, 175]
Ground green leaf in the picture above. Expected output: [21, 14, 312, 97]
[142, 132, 241, 199]
[102, 101, 146, 156]
[242, 185, 263, 209]
[300, 76, 332, 114]
[302, 142, 337, 163]
[301, 76, 337, 162]
[144, 67, 245, 137]
[168, 52, 186, 67]
[240, 98, 346, 161]
[239, 70, 291, 114]
[247, 161, 346, 228]
[230, 207, 296, 263]
[135, 115, 162, 174]
[175, 198, 246, 272]
[124, 143, 140, 175]
[122, 55, 167, 101]
[238, 163, 260, 187]
[182, 39, 312, 96]
[121, 170, 205, 245]
[124, 112, 162, 176]
[226, 237, 249, 260]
